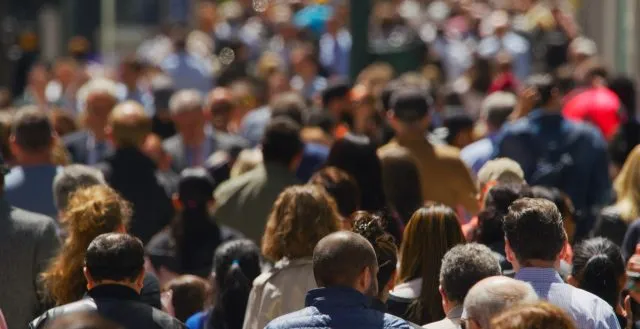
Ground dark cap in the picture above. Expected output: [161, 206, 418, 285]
[390, 89, 433, 122]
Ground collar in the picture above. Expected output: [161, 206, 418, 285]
[305, 286, 371, 308]
[446, 305, 464, 320]
[514, 267, 564, 284]
[527, 108, 564, 121]
[87, 284, 140, 302]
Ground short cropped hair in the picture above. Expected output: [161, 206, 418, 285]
[53, 165, 105, 211]
[108, 101, 152, 147]
[270, 92, 307, 125]
[12, 107, 54, 153]
[169, 89, 203, 116]
[481, 92, 516, 129]
[76, 78, 120, 113]
[84, 233, 145, 283]
[313, 231, 378, 288]
[440, 243, 501, 303]
[261, 117, 303, 165]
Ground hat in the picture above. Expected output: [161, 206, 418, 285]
[390, 89, 433, 122]
[477, 158, 525, 190]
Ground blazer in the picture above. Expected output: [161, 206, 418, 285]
[63, 130, 113, 165]
[163, 131, 249, 173]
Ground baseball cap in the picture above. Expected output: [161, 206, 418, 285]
[390, 89, 433, 122]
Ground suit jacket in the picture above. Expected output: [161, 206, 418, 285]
[422, 306, 463, 329]
[63, 130, 113, 165]
[0, 199, 60, 329]
[163, 131, 249, 173]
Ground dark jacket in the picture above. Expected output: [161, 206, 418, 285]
[0, 199, 59, 329]
[622, 219, 640, 261]
[63, 130, 113, 165]
[163, 131, 248, 173]
[592, 205, 630, 247]
[265, 287, 411, 329]
[95, 147, 174, 244]
[29, 284, 186, 329]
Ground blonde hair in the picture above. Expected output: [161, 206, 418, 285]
[41, 185, 131, 305]
[613, 145, 640, 222]
[108, 101, 151, 148]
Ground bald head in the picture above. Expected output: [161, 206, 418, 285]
[463, 276, 539, 329]
[108, 101, 151, 148]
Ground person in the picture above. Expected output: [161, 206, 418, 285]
[161, 29, 213, 95]
[379, 145, 424, 224]
[387, 204, 466, 324]
[264, 231, 412, 329]
[213, 118, 302, 243]
[4, 107, 62, 218]
[309, 166, 360, 225]
[504, 198, 621, 328]
[289, 46, 327, 101]
[31, 233, 186, 329]
[380, 89, 478, 214]
[230, 148, 262, 178]
[52, 164, 105, 228]
[43, 312, 125, 329]
[608, 76, 639, 171]
[531, 186, 577, 245]
[490, 302, 578, 329]
[118, 56, 155, 117]
[64, 78, 119, 165]
[185, 239, 262, 329]
[95, 101, 174, 244]
[163, 89, 247, 172]
[146, 168, 243, 280]
[424, 243, 502, 329]
[205, 87, 235, 133]
[460, 92, 517, 174]
[163, 275, 211, 323]
[50, 108, 79, 137]
[243, 185, 340, 329]
[142, 134, 180, 195]
[477, 10, 530, 81]
[568, 238, 627, 327]
[495, 74, 611, 240]
[462, 276, 539, 329]
[593, 145, 640, 246]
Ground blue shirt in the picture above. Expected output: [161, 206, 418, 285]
[185, 311, 206, 329]
[239, 106, 272, 147]
[515, 267, 620, 329]
[161, 52, 214, 95]
[4, 165, 63, 218]
[460, 134, 498, 174]
[319, 29, 352, 78]
[296, 143, 329, 182]
[478, 32, 531, 81]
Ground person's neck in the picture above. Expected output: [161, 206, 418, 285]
[16, 153, 53, 166]
[514, 259, 558, 272]
[90, 281, 141, 294]
[396, 129, 427, 142]
[182, 130, 206, 147]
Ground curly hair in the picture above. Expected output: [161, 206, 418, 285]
[41, 185, 132, 305]
[262, 185, 340, 262]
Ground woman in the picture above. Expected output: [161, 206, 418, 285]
[243, 185, 340, 329]
[569, 237, 627, 327]
[387, 204, 465, 324]
[186, 239, 262, 329]
[593, 145, 640, 246]
[378, 145, 424, 224]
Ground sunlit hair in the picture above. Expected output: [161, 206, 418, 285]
[41, 185, 132, 305]
[398, 204, 465, 324]
[491, 302, 577, 329]
[262, 185, 340, 262]
[613, 145, 640, 222]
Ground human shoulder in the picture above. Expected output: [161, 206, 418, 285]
[252, 258, 314, 287]
[30, 299, 97, 329]
[9, 206, 57, 234]
[151, 306, 188, 329]
[383, 313, 413, 329]
[264, 307, 319, 329]
[214, 168, 261, 200]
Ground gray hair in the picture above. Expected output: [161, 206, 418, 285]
[439, 243, 502, 304]
[463, 276, 539, 329]
[53, 165, 106, 211]
[76, 78, 121, 113]
[481, 92, 517, 129]
[169, 89, 203, 116]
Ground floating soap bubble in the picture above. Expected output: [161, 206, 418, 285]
[253, 0, 269, 13]
[219, 47, 236, 66]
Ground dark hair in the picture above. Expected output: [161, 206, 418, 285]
[439, 243, 501, 303]
[207, 239, 261, 329]
[261, 117, 303, 165]
[526, 74, 557, 108]
[503, 198, 566, 264]
[381, 80, 403, 112]
[43, 312, 123, 329]
[165, 275, 211, 322]
[609, 75, 637, 121]
[325, 134, 386, 212]
[270, 92, 307, 125]
[379, 146, 423, 224]
[12, 107, 54, 153]
[530, 186, 575, 222]
[476, 184, 532, 245]
[313, 231, 378, 288]
[309, 167, 361, 218]
[84, 233, 144, 283]
[571, 237, 624, 309]
[321, 81, 351, 108]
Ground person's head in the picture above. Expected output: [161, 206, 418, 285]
[76, 78, 120, 137]
[174, 167, 216, 216]
[169, 89, 206, 144]
[463, 276, 539, 329]
[229, 79, 263, 123]
[476, 183, 532, 247]
[42, 185, 131, 305]
[119, 55, 145, 88]
[163, 275, 211, 322]
[443, 112, 475, 149]
[613, 145, 640, 222]
[569, 37, 597, 65]
[261, 117, 303, 169]
[321, 81, 352, 122]
[313, 231, 379, 296]
[569, 237, 625, 309]
[10, 107, 56, 164]
[477, 158, 525, 204]
[530, 186, 576, 244]
[398, 205, 466, 324]
[356, 62, 395, 97]
[262, 185, 341, 262]
[269, 91, 307, 126]
[325, 134, 386, 212]
[230, 148, 263, 178]
[53, 164, 106, 214]
[504, 198, 567, 271]
[27, 62, 50, 90]
[142, 134, 172, 171]
[290, 46, 318, 78]
[50, 108, 79, 137]
[43, 312, 123, 329]
[439, 244, 502, 313]
[378, 145, 423, 224]
[106, 101, 151, 149]
[53, 57, 78, 87]
[83, 233, 145, 293]
[481, 92, 517, 132]
[526, 74, 562, 111]
[609, 75, 636, 121]
[196, 1, 217, 31]
[491, 10, 511, 36]
[388, 88, 433, 135]
[351, 212, 398, 301]
[490, 302, 577, 329]
[309, 167, 361, 223]
[205, 87, 235, 132]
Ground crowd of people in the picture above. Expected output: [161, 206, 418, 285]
[2, 0, 640, 328]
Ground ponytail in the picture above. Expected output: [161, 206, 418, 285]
[579, 254, 619, 308]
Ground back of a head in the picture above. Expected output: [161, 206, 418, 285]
[169, 89, 203, 116]
[108, 101, 151, 148]
[313, 231, 378, 288]
[481, 92, 517, 129]
[378, 145, 423, 223]
[164, 275, 211, 322]
[490, 302, 577, 329]
[178, 167, 216, 208]
[85, 233, 144, 284]
[503, 198, 566, 264]
[464, 276, 539, 329]
[525, 74, 557, 108]
[309, 166, 361, 218]
[478, 183, 533, 245]
[11, 107, 54, 154]
[43, 312, 123, 329]
[571, 237, 624, 308]
[321, 81, 351, 109]
[261, 117, 303, 166]
[530, 186, 575, 222]
[609, 75, 636, 117]
[477, 158, 525, 192]
[53, 164, 106, 212]
[269, 91, 307, 126]
[389, 88, 433, 125]
[439, 243, 502, 305]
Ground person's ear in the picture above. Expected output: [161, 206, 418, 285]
[83, 267, 95, 290]
[172, 194, 183, 211]
[135, 268, 146, 291]
[356, 266, 372, 294]
[115, 224, 127, 233]
[505, 239, 517, 267]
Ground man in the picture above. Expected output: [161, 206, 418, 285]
[205, 87, 235, 133]
[0, 153, 60, 329]
[30, 233, 185, 329]
[96, 101, 174, 244]
[504, 198, 620, 328]
[265, 231, 411, 329]
[161, 29, 213, 95]
[213, 117, 302, 243]
[477, 10, 530, 81]
[495, 74, 611, 239]
[380, 89, 478, 214]
[118, 56, 155, 117]
[5, 108, 62, 218]
[424, 244, 502, 329]
[64, 78, 119, 164]
[163, 89, 247, 172]
[461, 92, 517, 174]
[462, 276, 539, 329]
[53, 164, 105, 218]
